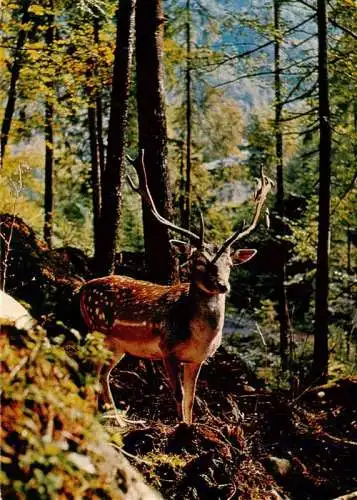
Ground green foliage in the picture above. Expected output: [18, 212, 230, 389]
[195, 89, 244, 162]
[140, 452, 189, 489]
[255, 299, 279, 334]
[117, 186, 144, 252]
[79, 330, 112, 367]
[245, 113, 275, 179]
[0, 324, 123, 499]
[328, 325, 356, 379]
[1, 0, 117, 250]
[0, 145, 45, 236]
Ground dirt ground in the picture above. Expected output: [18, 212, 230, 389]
[107, 354, 357, 500]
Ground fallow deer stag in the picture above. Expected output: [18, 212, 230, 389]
[80, 153, 273, 424]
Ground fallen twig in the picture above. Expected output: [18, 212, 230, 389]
[109, 442, 153, 466]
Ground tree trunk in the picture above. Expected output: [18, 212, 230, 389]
[184, 0, 192, 230]
[136, 0, 174, 284]
[87, 20, 103, 260]
[88, 103, 102, 257]
[94, 18, 106, 185]
[0, 0, 30, 167]
[179, 141, 186, 227]
[96, 95, 105, 190]
[44, 101, 54, 248]
[313, 0, 331, 383]
[44, 3, 55, 249]
[94, 0, 136, 276]
[273, 0, 291, 372]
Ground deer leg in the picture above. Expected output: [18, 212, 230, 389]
[99, 352, 147, 427]
[100, 352, 125, 410]
[182, 362, 202, 424]
[163, 355, 183, 421]
[96, 352, 130, 428]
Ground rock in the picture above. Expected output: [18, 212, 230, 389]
[93, 441, 163, 500]
[0, 290, 34, 330]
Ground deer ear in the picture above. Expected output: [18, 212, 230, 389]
[231, 249, 257, 266]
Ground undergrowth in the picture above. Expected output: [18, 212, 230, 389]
[0, 324, 123, 499]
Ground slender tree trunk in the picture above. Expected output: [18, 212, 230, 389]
[94, 0, 136, 275]
[179, 141, 186, 227]
[313, 0, 331, 382]
[0, 0, 30, 167]
[274, 0, 291, 372]
[347, 229, 352, 274]
[44, 101, 54, 248]
[44, 3, 54, 248]
[184, 0, 192, 229]
[136, 0, 174, 284]
[88, 103, 102, 256]
[96, 96, 105, 187]
[87, 20, 103, 259]
[94, 18, 106, 183]
[274, 0, 284, 217]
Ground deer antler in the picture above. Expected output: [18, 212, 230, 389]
[127, 150, 204, 247]
[212, 165, 274, 263]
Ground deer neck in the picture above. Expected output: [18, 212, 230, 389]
[188, 283, 226, 330]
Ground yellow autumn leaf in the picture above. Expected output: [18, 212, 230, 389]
[28, 4, 46, 16]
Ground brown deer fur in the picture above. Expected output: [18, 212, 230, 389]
[80, 246, 256, 424]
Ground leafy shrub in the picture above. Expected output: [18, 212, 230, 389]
[0, 324, 124, 499]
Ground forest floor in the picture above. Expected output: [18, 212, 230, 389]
[104, 354, 357, 500]
[1, 213, 357, 500]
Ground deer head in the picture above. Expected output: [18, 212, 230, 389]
[190, 245, 257, 295]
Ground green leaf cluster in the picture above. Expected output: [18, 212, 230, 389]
[0, 324, 124, 499]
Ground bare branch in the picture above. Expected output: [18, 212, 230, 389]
[281, 107, 318, 122]
[284, 66, 317, 102]
[214, 70, 274, 88]
[282, 81, 318, 106]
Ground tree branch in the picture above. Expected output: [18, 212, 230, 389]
[214, 70, 274, 88]
[281, 107, 318, 122]
[200, 13, 316, 70]
[282, 81, 318, 106]
[296, 0, 357, 40]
